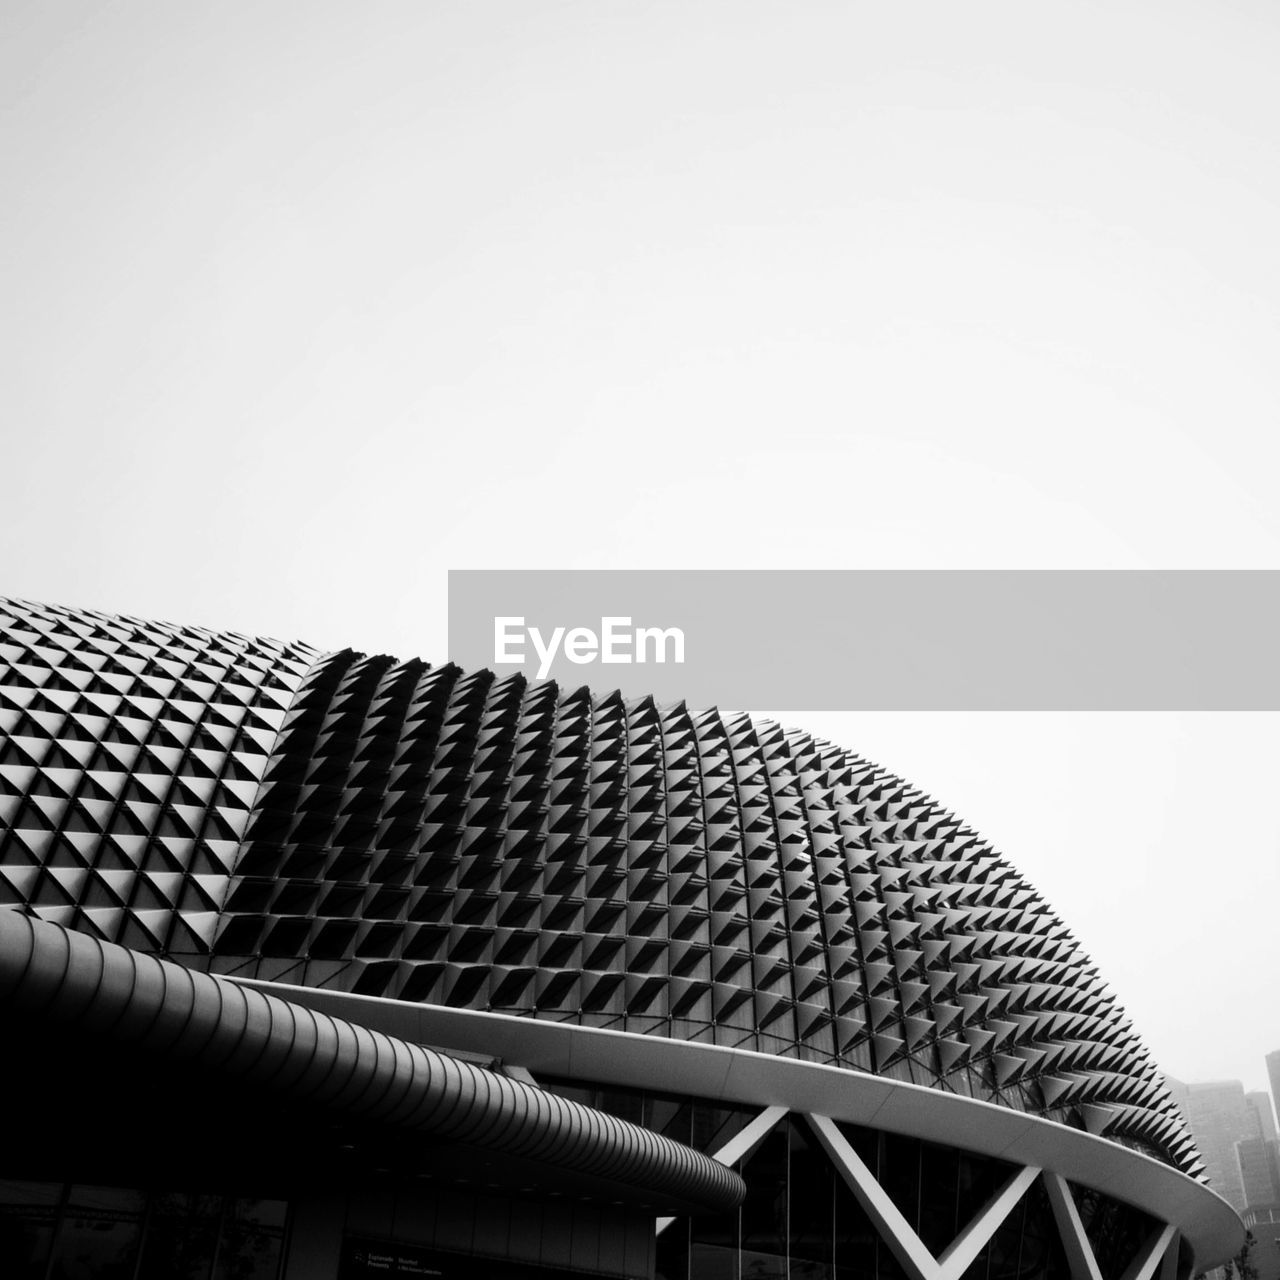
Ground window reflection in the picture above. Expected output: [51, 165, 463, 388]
[0, 1181, 60, 1280]
[138, 1192, 222, 1280]
[212, 1199, 286, 1280]
[0, 1182, 286, 1280]
[51, 1186, 145, 1280]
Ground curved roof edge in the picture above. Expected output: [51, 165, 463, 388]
[0, 910, 744, 1215]
[248, 980, 1243, 1273]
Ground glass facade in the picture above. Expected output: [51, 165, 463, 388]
[537, 1076, 761, 1155]
[539, 1078, 1161, 1280]
[0, 1182, 286, 1280]
[0, 1108, 1195, 1280]
[652, 1117, 1073, 1280]
[1069, 1183, 1160, 1280]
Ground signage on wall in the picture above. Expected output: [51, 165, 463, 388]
[343, 1239, 448, 1277]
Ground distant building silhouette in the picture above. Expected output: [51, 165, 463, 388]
[1252, 1092, 1280, 1142]
[1255, 1055, 1280, 1280]
[1166, 1071, 1280, 1280]
[1243, 1093, 1280, 1210]
[1167, 1079, 1266, 1212]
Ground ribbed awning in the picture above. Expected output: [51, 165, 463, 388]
[0, 909, 744, 1215]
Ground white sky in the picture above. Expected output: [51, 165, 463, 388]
[3, 3, 1278, 1094]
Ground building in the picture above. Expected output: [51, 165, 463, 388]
[1255, 1064, 1280, 1280]
[1242, 1092, 1280, 1220]
[1157, 1073, 1280, 1280]
[1241, 1089, 1280, 1280]
[1164, 1077, 1280, 1205]
[1248, 1095, 1279, 1145]
[1165, 1082, 1268, 1215]
[0, 598, 1243, 1280]
[1269, 1058, 1280, 1136]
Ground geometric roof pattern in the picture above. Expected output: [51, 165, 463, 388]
[0, 598, 316, 954]
[0, 600, 1202, 1179]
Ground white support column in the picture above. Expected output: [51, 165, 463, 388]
[806, 1113, 938, 1280]
[708, 1104, 790, 1168]
[936, 1165, 1041, 1280]
[1119, 1224, 1180, 1280]
[1158, 1230, 1181, 1280]
[1043, 1172, 1104, 1280]
[655, 1104, 790, 1237]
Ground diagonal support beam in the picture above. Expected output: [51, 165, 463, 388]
[1158, 1230, 1180, 1280]
[937, 1165, 1041, 1280]
[807, 1114, 1039, 1280]
[656, 1104, 790, 1236]
[709, 1104, 790, 1169]
[1119, 1224, 1179, 1280]
[806, 1113, 939, 1280]
[660, 1105, 1179, 1280]
[1043, 1172, 1104, 1280]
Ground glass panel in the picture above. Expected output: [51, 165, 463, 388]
[539, 1078, 594, 1106]
[688, 1242, 738, 1280]
[593, 1086, 647, 1126]
[532, 1075, 757, 1154]
[920, 1137, 1016, 1256]
[690, 1203, 738, 1253]
[137, 1192, 222, 1280]
[0, 1182, 61, 1206]
[954, 1148, 1015, 1235]
[789, 1122, 834, 1277]
[228, 1198, 288, 1229]
[834, 1121, 882, 1172]
[739, 1123, 789, 1271]
[0, 1180, 61, 1280]
[1001, 1179, 1071, 1280]
[50, 1185, 145, 1280]
[65, 1186, 145, 1214]
[832, 1168, 880, 1280]
[690, 1100, 757, 1155]
[655, 1218, 691, 1280]
[648, 1096, 694, 1146]
[741, 1244, 787, 1279]
[832, 1160, 906, 1280]
[212, 1226, 283, 1280]
[1068, 1184, 1158, 1280]
[876, 1134, 922, 1243]
[961, 1184, 1023, 1280]
[916, 1143, 960, 1255]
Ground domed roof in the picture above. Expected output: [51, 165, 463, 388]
[0, 598, 1200, 1177]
